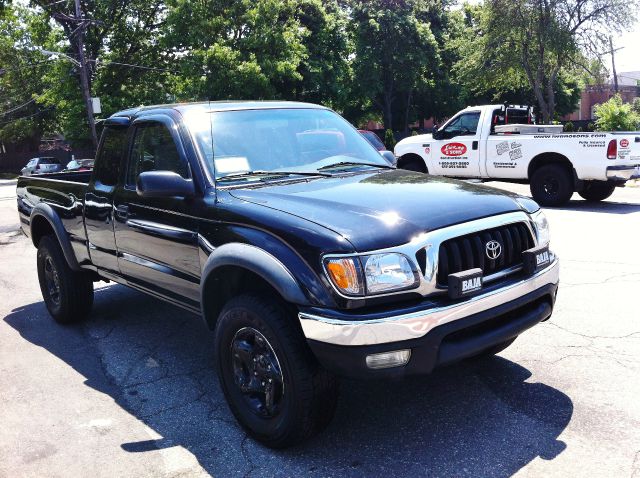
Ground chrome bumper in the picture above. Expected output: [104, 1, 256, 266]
[606, 166, 636, 181]
[299, 258, 559, 346]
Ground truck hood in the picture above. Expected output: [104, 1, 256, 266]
[228, 170, 531, 251]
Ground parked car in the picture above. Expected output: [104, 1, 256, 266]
[358, 129, 386, 151]
[17, 101, 558, 448]
[20, 157, 63, 176]
[64, 159, 94, 172]
[394, 104, 640, 206]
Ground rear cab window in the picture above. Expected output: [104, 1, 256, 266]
[95, 127, 128, 186]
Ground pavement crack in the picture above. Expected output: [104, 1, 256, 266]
[546, 322, 640, 340]
[632, 450, 640, 478]
[240, 435, 257, 478]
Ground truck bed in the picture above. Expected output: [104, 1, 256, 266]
[16, 172, 92, 268]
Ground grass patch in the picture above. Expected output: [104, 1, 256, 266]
[0, 172, 18, 180]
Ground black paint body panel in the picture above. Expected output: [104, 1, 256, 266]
[16, 102, 536, 315]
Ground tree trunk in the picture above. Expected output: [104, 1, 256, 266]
[403, 89, 413, 134]
[382, 91, 393, 131]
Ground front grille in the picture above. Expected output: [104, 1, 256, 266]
[436, 222, 534, 286]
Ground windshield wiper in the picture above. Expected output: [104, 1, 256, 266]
[317, 161, 395, 171]
[217, 170, 333, 182]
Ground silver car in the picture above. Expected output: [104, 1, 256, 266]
[20, 157, 63, 176]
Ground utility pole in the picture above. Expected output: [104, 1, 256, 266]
[73, 0, 98, 147]
[608, 36, 623, 94]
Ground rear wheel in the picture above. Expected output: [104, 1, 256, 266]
[578, 181, 616, 202]
[36, 235, 94, 324]
[214, 294, 338, 448]
[530, 164, 574, 206]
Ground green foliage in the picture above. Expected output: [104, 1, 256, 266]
[593, 95, 640, 131]
[348, 0, 440, 130]
[411, 130, 418, 136]
[1, 0, 635, 148]
[0, 5, 57, 145]
[384, 129, 396, 150]
[564, 121, 574, 132]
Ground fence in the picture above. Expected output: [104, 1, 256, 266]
[0, 149, 96, 173]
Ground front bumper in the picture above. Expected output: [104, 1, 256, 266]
[299, 259, 559, 378]
[606, 165, 637, 181]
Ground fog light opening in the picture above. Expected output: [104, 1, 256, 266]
[365, 349, 411, 369]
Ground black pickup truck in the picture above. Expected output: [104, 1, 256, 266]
[17, 101, 559, 447]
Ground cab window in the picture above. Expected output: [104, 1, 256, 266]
[95, 127, 127, 186]
[442, 112, 481, 137]
[126, 122, 188, 186]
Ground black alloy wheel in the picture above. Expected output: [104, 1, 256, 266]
[43, 255, 62, 307]
[230, 327, 285, 418]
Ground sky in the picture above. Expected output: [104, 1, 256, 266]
[611, 26, 640, 75]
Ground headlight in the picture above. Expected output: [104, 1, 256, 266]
[531, 210, 550, 246]
[324, 253, 418, 296]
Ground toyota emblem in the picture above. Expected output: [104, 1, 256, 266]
[485, 240, 502, 260]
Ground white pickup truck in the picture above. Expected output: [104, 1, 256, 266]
[394, 104, 640, 206]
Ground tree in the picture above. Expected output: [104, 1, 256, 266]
[348, 0, 439, 130]
[483, 0, 636, 123]
[0, 5, 57, 148]
[29, 0, 170, 147]
[593, 95, 640, 131]
[163, 0, 349, 105]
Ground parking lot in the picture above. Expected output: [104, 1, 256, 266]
[1, 178, 639, 478]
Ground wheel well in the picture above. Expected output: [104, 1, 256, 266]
[527, 153, 574, 180]
[397, 153, 427, 172]
[30, 215, 55, 247]
[202, 266, 289, 329]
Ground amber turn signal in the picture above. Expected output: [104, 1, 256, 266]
[325, 258, 363, 295]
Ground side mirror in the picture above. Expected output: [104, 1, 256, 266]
[137, 171, 195, 198]
[432, 129, 442, 140]
[380, 150, 397, 166]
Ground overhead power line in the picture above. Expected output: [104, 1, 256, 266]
[0, 107, 53, 128]
[0, 98, 36, 117]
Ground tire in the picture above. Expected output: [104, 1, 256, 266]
[578, 181, 616, 202]
[400, 158, 427, 173]
[530, 164, 574, 207]
[36, 235, 94, 324]
[214, 294, 338, 448]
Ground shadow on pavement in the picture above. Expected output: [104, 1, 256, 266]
[548, 199, 640, 214]
[4, 284, 573, 477]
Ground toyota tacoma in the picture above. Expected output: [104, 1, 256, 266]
[16, 101, 559, 447]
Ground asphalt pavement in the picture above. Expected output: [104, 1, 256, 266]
[0, 180, 639, 478]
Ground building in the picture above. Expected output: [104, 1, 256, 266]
[563, 71, 640, 122]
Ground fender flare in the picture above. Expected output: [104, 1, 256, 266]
[30, 203, 81, 271]
[200, 242, 310, 320]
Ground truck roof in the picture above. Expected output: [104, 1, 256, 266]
[109, 101, 329, 119]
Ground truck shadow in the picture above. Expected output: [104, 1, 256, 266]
[4, 284, 573, 477]
[548, 198, 640, 214]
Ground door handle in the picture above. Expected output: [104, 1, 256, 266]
[115, 204, 129, 220]
[472, 141, 479, 150]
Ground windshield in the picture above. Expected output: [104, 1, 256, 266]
[187, 108, 388, 180]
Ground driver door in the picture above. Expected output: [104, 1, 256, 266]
[431, 111, 481, 177]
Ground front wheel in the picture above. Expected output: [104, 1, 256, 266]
[214, 294, 338, 448]
[530, 164, 574, 207]
[578, 181, 616, 202]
